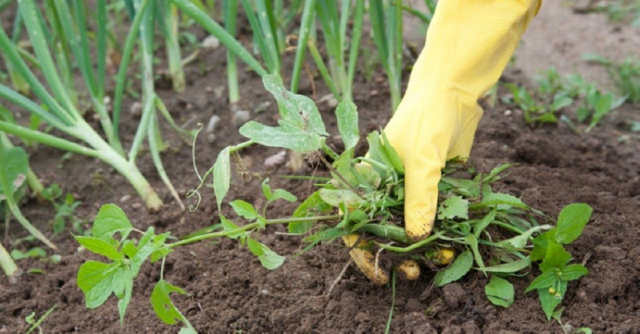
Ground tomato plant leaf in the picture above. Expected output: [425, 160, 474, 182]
[555, 203, 592, 244]
[75, 236, 123, 261]
[434, 250, 473, 286]
[438, 196, 469, 220]
[336, 99, 359, 150]
[92, 204, 133, 242]
[230, 200, 259, 220]
[485, 276, 514, 308]
[213, 147, 231, 210]
[150, 280, 188, 325]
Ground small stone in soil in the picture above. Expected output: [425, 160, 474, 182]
[129, 101, 142, 116]
[201, 35, 220, 49]
[264, 151, 287, 168]
[232, 110, 250, 126]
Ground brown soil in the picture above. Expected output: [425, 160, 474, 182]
[1, 7, 640, 334]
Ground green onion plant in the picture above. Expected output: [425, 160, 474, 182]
[0, 0, 168, 210]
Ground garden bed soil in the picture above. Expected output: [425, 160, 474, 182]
[2, 7, 640, 334]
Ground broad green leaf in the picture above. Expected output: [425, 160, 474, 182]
[150, 280, 188, 325]
[239, 121, 324, 152]
[485, 276, 514, 308]
[496, 225, 552, 249]
[482, 257, 531, 273]
[262, 74, 327, 136]
[130, 228, 169, 274]
[538, 280, 567, 320]
[0, 146, 28, 196]
[438, 196, 469, 220]
[525, 271, 557, 292]
[246, 238, 285, 270]
[75, 236, 123, 261]
[77, 260, 126, 309]
[213, 147, 231, 210]
[434, 250, 473, 287]
[540, 241, 571, 272]
[92, 204, 133, 242]
[319, 188, 363, 208]
[336, 99, 359, 150]
[555, 203, 592, 244]
[272, 189, 297, 202]
[558, 264, 588, 281]
[480, 193, 527, 209]
[230, 200, 258, 220]
[289, 191, 332, 234]
[530, 229, 556, 262]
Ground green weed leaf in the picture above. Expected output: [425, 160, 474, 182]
[434, 250, 473, 286]
[526, 271, 557, 292]
[336, 99, 359, 150]
[75, 236, 123, 261]
[485, 276, 514, 308]
[289, 191, 332, 234]
[150, 280, 188, 325]
[247, 238, 285, 270]
[230, 200, 259, 220]
[558, 264, 588, 281]
[92, 204, 133, 242]
[0, 146, 28, 197]
[481, 257, 531, 273]
[220, 216, 247, 239]
[239, 121, 324, 152]
[540, 242, 571, 272]
[11, 247, 46, 260]
[319, 188, 363, 208]
[213, 147, 231, 210]
[480, 193, 527, 209]
[272, 189, 297, 202]
[438, 196, 469, 220]
[555, 203, 592, 244]
[538, 280, 567, 320]
[77, 260, 127, 309]
[496, 225, 552, 249]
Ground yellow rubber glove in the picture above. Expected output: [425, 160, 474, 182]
[346, 0, 541, 285]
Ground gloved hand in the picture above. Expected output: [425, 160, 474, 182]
[346, 0, 542, 285]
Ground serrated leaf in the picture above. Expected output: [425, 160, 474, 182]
[230, 200, 259, 220]
[555, 203, 592, 244]
[75, 236, 123, 261]
[318, 188, 363, 208]
[77, 260, 126, 309]
[92, 204, 133, 242]
[336, 99, 359, 150]
[485, 276, 514, 308]
[438, 196, 469, 220]
[434, 250, 473, 286]
[213, 147, 231, 210]
[246, 238, 285, 270]
[150, 280, 188, 325]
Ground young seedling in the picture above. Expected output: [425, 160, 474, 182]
[583, 53, 640, 104]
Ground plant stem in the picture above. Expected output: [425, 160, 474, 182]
[0, 241, 18, 280]
[229, 139, 255, 153]
[168, 214, 339, 248]
[374, 232, 443, 253]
